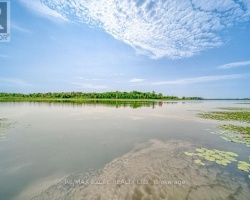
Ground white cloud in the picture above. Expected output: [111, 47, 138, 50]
[19, 0, 250, 59]
[129, 78, 145, 83]
[0, 78, 32, 87]
[19, 0, 67, 21]
[217, 61, 250, 69]
[152, 74, 248, 85]
[71, 82, 108, 89]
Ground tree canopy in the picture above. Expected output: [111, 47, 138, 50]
[0, 91, 204, 100]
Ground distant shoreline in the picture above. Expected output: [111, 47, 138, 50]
[0, 91, 204, 101]
[0, 91, 249, 102]
[0, 98, 249, 102]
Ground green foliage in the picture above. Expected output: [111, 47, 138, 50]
[0, 91, 204, 101]
[0, 91, 176, 100]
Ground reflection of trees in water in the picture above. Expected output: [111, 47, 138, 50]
[1, 100, 179, 109]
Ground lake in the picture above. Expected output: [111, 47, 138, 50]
[0, 101, 249, 200]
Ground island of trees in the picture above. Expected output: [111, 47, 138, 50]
[0, 91, 204, 101]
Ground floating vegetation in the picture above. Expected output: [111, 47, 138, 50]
[184, 148, 238, 166]
[0, 118, 15, 140]
[219, 124, 250, 135]
[217, 107, 250, 111]
[200, 109, 250, 147]
[237, 161, 250, 172]
[184, 148, 250, 179]
[194, 159, 205, 166]
[184, 152, 196, 156]
[197, 110, 250, 123]
[209, 127, 250, 148]
[0, 118, 15, 131]
[0, 134, 6, 139]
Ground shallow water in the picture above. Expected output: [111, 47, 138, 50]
[0, 101, 249, 200]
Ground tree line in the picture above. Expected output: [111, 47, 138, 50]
[0, 91, 204, 100]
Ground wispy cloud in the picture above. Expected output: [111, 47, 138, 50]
[129, 78, 145, 83]
[152, 74, 249, 85]
[0, 78, 32, 87]
[19, 0, 67, 21]
[71, 82, 108, 89]
[217, 61, 250, 69]
[71, 77, 103, 81]
[11, 23, 32, 34]
[19, 0, 250, 59]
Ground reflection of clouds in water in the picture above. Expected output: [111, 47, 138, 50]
[22, 140, 249, 200]
[129, 116, 145, 121]
[150, 113, 214, 124]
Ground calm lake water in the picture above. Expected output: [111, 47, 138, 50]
[0, 101, 250, 200]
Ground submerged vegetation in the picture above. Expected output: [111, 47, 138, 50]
[0, 118, 13, 131]
[0, 118, 15, 140]
[0, 91, 204, 101]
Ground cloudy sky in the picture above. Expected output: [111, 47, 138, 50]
[0, 0, 250, 98]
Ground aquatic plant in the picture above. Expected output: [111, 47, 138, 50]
[209, 129, 250, 148]
[0, 118, 16, 139]
[217, 107, 250, 111]
[0, 118, 16, 130]
[206, 107, 250, 146]
[184, 148, 238, 166]
[194, 159, 205, 166]
[185, 148, 250, 178]
[237, 161, 250, 172]
[198, 110, 250, 123]
[218, 124, 250, 135]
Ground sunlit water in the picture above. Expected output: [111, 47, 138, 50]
[0, 101, 249, 200]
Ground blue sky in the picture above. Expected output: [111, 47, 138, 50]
[0, 0, 250, 98]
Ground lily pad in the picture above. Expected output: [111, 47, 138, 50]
[196, 148, 205, 153]
[185, 152, 196, 156]
[194, 159, 205, 166]
[237, 161, 250, 172]
[184, 148, 238, 167]
[209, 128, 250, 148]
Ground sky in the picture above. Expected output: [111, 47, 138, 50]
[0, 0, 250, 98]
